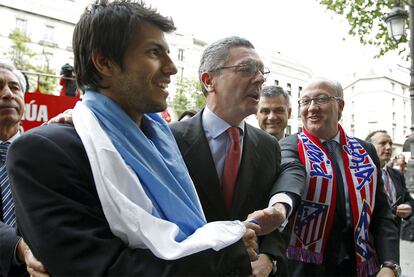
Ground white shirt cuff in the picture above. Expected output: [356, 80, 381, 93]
[268, 193, 293, 231]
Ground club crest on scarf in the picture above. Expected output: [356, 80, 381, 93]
[294, 200, 329, 246]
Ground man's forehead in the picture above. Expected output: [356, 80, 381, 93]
[227, 46, 261, 63]
[301, 81, 335, 96]
[373, 132, 392, 142]
[260, 95, 287, 106]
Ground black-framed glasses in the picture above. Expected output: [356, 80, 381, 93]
[298, 95, 342, 107]
[212, 63, 270, 77]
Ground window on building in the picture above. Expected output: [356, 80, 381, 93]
[274, 80, 279, 86]
[286, 125, 291, 136]
[391, 82, 395, 91]
[298, 86, 302, 98]
[392, 98, 395, 107]
[43, 25, 55, 42]
[15, 18, 27, 35]
[287, 83, 292, 95]
[298, 127, 303, 133]
[392, 112, 396, 122]
[178, 49, 184, 61]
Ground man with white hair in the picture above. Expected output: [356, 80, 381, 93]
[0, 62, 28, 276]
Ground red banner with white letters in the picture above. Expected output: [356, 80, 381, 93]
[22, 92, 80, 131]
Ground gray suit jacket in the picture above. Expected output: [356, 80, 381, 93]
[170, 110, 304, 276]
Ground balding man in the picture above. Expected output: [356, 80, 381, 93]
[277, 78, 400, 276]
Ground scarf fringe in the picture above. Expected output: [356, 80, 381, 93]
[357, 257, 379, 277]
[287, 246, 323, 264]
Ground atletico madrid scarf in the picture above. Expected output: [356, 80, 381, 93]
[287, 125, 379, 277]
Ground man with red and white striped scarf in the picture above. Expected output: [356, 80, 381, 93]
[277, 78, 400, 277]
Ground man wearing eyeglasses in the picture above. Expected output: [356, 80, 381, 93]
[276, 78, 400, 276]
[170, 36, 304, 276]
[256, 86, 292, 141]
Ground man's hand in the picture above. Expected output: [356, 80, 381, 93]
[250, 254, 273, 277]
[396, 203, 412, 219]
[18, 240, 49, 277]
[42, 109, 73, 125]
[376, 266, 397, 277]
[246, 203, 287, 236]
[16, 239, 27, 264]
[25, 248, 49, 277]
[242, 222, 260, 261]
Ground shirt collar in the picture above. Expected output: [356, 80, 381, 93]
[319, 131, 340, 144]
[0, 131, 20, 144]
[202, 106, 244, 139]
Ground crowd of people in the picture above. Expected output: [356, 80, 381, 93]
[1, 0, 413, 276]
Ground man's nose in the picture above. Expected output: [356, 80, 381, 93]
[252, 71, 265, 85]
[0, 85, 13, 99]
[268, 111, 277, 120]
[162, 55, 178, 76]
[307, 99, 319, 110]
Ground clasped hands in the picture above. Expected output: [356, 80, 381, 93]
[241, 203, 287, 261]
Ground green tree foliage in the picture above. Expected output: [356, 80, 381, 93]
[7, 28, 36, 70]
[6, 29, 57, 93]
[172, 77, 205, 118]
[319, 0, 407, 58]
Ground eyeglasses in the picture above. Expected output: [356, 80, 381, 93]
[212, 63, 270, 77]
[298, 95, 342, 107]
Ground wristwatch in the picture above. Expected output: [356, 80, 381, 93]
[381, 261, 401, 277]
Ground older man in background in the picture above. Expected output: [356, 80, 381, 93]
[366, 130, 414, 229]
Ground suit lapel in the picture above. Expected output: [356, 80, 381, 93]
[231, 125, 260, 217]
[179, 112, 228, 216]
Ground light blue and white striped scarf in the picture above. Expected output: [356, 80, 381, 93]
[72, 90, 244, 260]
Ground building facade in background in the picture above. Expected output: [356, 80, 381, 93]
[0, 0, 83, 73]
[341, 64, 410, 153]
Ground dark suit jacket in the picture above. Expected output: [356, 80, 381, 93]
[386, 166, 414, 227]
[170, 110, 304, 276]
[278, 134, 400, 276]
[1, 149, 26, 277]
[0, 221, 26, 277]
[7, 124, 252, 276]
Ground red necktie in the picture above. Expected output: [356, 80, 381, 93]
[222, 127, 241, 211]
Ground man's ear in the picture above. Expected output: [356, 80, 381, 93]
[91, 50, 117, 77]
[201, 72, 215, 93]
